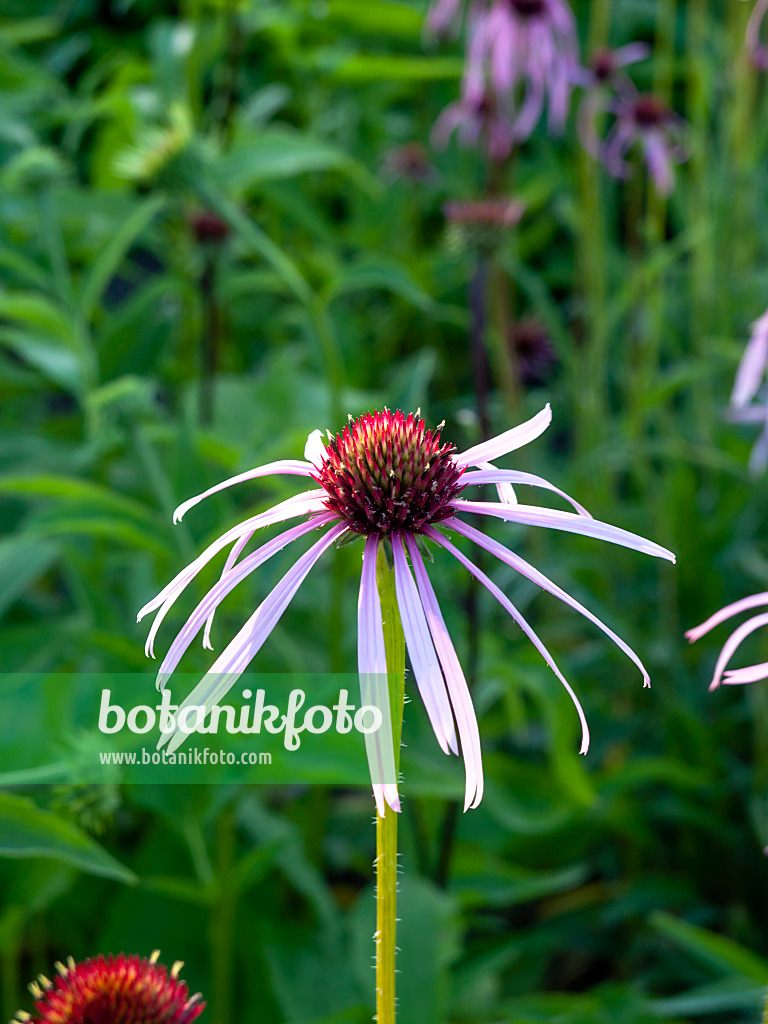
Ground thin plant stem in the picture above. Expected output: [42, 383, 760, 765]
[469, 258, 491, 440]
[687, 0, 714, 447]
[374, 544, 405, 1024]
[199, 248, 220, 426]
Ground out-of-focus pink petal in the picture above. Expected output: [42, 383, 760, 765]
[724, 662, 768, 685]
[731, 308, 768, 408]
[613, 42, 651, 67]
[685, 592, 768, 643]
[707, 611, 768, 691]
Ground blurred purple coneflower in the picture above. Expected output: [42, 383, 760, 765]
[433, 89, 516, 162]
[741, 0, 768, 69]
[583, 84, 688, 196]
[575, 44, 650, 89]
[432, 0, 579, 155]
[139, 406, 674, 815]
[687, 593, 768, 689]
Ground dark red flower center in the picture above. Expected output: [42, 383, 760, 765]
[18, 953, 204, 1024]
[314, 410, 465, 535]
[632, 94, 668, 127]
[509, 0, 546, 17]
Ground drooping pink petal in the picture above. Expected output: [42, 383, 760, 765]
[203, 529, 255, 650]
[451, 499, 676, 562]
[685, 592, 768, 643]
[392, 535, 459, 756]
[475, 461, 517, 505]
[707, 611, 768, 691]
[358, 534, 401, 815]
[454, 404, 552, 467]
[138, 490, 327, 657]
[154, 514, 338, 686]
[460, 469, 592, 517]
[723, 662, 768, 685]
[173, 459, 314, 523]
[159, 522, 347, 752]
[446, 517, 651, 686]
[405, 534, 483, 810]
[424, 525, 590, 753]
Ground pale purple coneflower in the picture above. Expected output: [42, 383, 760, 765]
[574, 44, 650, 89]
[725, 307, 768, 474]
[687, 593, 768, 690]
[138, 406, 674, 815]
[432, 90, 517, 162]
[583, 85, 688, 196]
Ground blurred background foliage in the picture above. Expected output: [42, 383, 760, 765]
[1, 0, 768, 1022]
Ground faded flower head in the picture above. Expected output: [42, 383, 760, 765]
[139, 406, 674, 816]
[432, 0, 579, 156]
[190, 210, 230, 245]
[443, 197, 525, 254]
[380, 142, 436, 183]
[582, 84, 688, 196]
[14, 951, 204, 1024]
[687, 593, 768, 690]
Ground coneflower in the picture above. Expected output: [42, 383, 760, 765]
[138, 405, 674, 815]
[13, 951, 204, 1024]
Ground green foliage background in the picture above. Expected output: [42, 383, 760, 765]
[1, 0, 768, 1021]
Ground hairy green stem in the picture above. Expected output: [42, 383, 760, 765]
[374, 545, 405, 1024]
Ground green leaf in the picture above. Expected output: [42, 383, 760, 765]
[0, 475, 161, 526]
[217, 128, 376, 193]
[350, 875, 460, 1024]
[0, 794, 136, 884]
[0, 538, 59, 619]
[325, 254, 435, 310]
[331, 55, 464, 81]
[80, 193, 165, 319]
[650, 911, 768, 984]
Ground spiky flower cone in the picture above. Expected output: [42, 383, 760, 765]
[314, 409, 465, 534]
[13, 951, 205, 1024]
